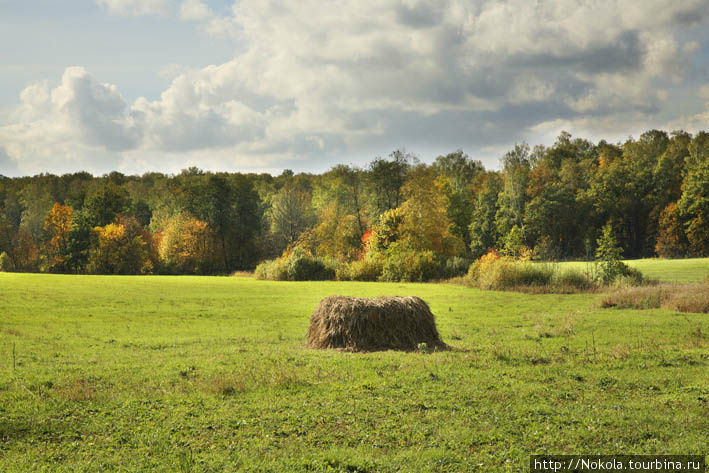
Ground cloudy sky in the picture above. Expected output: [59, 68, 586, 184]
[1, 0, 708, 177]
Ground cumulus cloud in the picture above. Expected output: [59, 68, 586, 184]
[3, 0, 709, 175]
[0, 67, 138, 174]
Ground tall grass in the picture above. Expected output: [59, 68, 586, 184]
[600, 284, 709, 314]
[467, 251, 593, 293]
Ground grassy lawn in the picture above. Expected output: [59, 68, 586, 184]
[554, 258, 709, 284]
[1, 270, 708, 472]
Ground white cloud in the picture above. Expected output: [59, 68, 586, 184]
[0, 67, 139, 174]
[96, 0, 169, 16]
[2, 0, 709, 175]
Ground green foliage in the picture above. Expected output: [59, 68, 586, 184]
[440, 256, 472, 279]
[1, 129, 709, 277]
[86, 222, 151, 275]
[655, 202, 690, 258]
[678, 157, 709, 255]
[367, 149, 412, 215]
[469, 172, 502, 258]
[501, 224, 525, 258]
[468, 251, 597, 292]
[368, 207, 405, 252]
[269, 181, 315, 249]
[335, 257, 383, 281]
[595, 223, 626, 284]
[0, 251, 13, 271]
[254, 257, 288, 281]
[63, 210, 93, 273]
[433, 150, 484, 253]
[255, 247, 335, 281]
[83, 182, 131, 227]
[379, 243, 439, 282]
[286, 247, 336, 281]
[469, 255, 553, 290]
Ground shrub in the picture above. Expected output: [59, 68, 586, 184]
[610, 264, 650, 288]
[595, 224, 625, 284]
[254, 258, 288, 280]
[468, 251, 553, 290]
[379, 246, 439, 282]
[286, 248, 336, 281]
[441, 256, 473, 279]
[336, 258, 383, 281]
[468, 250, 598, 292]
[254, 247, 335, 281]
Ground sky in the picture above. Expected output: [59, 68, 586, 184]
[1, 0, 708, 177]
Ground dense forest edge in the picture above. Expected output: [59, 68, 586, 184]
[0, 129, 708, 280]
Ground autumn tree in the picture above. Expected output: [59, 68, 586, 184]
[158, 212, 220, 274]
[87, 222, 150, 274]
[398, 164, 461, 256]
[41, 202, 73, 272]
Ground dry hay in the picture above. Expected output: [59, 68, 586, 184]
[307, 295, 447, 352]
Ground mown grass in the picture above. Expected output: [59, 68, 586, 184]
[1, 271, 708, 472]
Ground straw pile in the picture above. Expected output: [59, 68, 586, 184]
[307, 295, 446, 352]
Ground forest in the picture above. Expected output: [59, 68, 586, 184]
[0, 129, 707, 279]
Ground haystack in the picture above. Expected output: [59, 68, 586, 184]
[307, 296, 447, 352]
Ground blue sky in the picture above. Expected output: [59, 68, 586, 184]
[1, 0, 708, 177]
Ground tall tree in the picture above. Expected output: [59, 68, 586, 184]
[469, 172, 503, 258]
[270, 181, 315, 249]
[433, 150, 484, 256]
[367, 149, 413, 217]
[41, 203, 73, 272]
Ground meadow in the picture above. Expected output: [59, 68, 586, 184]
[554, 258, 709, 284]
[1, 259, 708, 472]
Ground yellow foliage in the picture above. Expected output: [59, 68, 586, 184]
[88, 223, 150, 274]
[158, 212, 219, 274]
[42, 202, 73, 271]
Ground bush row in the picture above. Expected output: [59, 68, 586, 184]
[255, 247, 472, 282]
[253, 246, 652, 290]
[466, 250, 650, 292]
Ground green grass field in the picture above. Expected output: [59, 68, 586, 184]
[1, 263, 708, 472]
[554, 258, 709, 284]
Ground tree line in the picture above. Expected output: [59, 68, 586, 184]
[0, 129, 707, 276]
